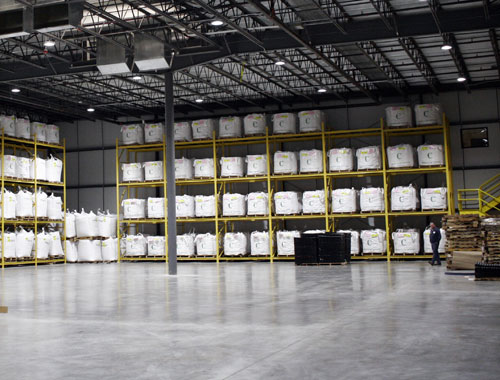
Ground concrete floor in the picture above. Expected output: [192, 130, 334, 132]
[0, 262, 499, 380]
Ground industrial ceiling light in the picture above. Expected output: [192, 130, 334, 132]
[132, 75, 142, 81]
[210, 20, 224, 26]
[317, 88, 327, 93]
[11, 88, 21, 93]
[195, 98, 204, 103]
[441, 44, 452, 50]
[44, 39, 56, 47]
[275, 60, 285, 66]
[87, 107, 95, 112]
[457, 76, 466, 82]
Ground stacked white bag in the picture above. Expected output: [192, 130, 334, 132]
[423, 228, 446, 253]
[361, 229, 387, 254]
[16, 228, 34, 258]
[122, 199, 146, 219]
[274, 151, 298, 174]
[97, 211, 117, 237]
[147, 197, 165, 219]
[273, 113, 296, 134]
[177, 234, 195, 256]
[15, 118, 31, 139]
[35, 230, 51, 259]
[387, 144, 416, 168]
[174, 122, 192, 142]
[224, 233, 248, 256]
[385, 106, 412, 128]
[250, 231, 270, 256]
[16, 157, 31, 179]
[2, 189, 16, 219]
[1, 232, 16, 259]
[1, 155, 17, 177]
[46, 124, 60, 144]
[143, 161, 163, 181]
[77, 240, 102, 262]
[392, 229, 420, 254]
[246, 154, 267, 176]
[421, 188, 447, 210]
[276, 231, 300, 256]
[247, 192, 269, 216]
[356, 146, 381, 170]
[101, 238, 118, 261]
[337, 230, 360, 255]
[302, 190, 326, 214]
[33, 189, 48, 218]
[75, 209, 99, 238]
[125, 234, 147, 256]
[195, 195, 216, 217]
[0, 115, 16, 137]
[65, 240, 78, 262]
[195, 233, 217, 256]
[193, 158, 214, 178]
[223, 193, 246, 216]
[144, 123, 164, 143]
[65, 211, 76, 238]
[176, 195, 195, 218]
[391, 185, 419, 211]
[415, 104, 442, 126]
[219, 116, 242, 138]
[46, 155, 63, 183]
[332, 188, 358, 213]
[243, 114, 266, 136]
[220, 157, 244, 177]
[192, 119, 215, 140]
[121, 124, 144, 145]
[274, 192, 302, 215]
[175, 158, 193, 180]
[30, 122, 47, 142]
[147, 236, 165, 256]
[48, 231, 64, 257]
[299, 149, 323, 173]
[298, 110, 325, 132]
[360, 187, 385, 212]
[16, 189, 33, 218]
[122, 162, 143, 182]
[417, 144, 444, 167]
[328, 148, 354, 172]
[30, 157, 47, 181]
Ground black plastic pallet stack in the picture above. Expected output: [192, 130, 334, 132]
[295, 233, 351, 265]
[475, 263, 500, 279]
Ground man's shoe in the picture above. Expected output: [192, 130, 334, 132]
[428, 261, 434, 266]
[435, 263, 442, 266]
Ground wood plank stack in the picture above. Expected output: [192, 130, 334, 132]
[482, 218, 500, 264]
[442, 215, 483, 269]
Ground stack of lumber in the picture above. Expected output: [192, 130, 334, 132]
[442, 215, 483, 269]
[482, 218, 500, 264]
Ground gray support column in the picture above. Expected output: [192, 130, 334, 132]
[165, 71, 177, 274]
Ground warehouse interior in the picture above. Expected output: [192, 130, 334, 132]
[1, 1, 500, 379]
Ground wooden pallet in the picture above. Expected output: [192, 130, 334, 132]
[297, 262, 348, 266]
[475, 277, 500, 281]
[419, 164, 444, 168]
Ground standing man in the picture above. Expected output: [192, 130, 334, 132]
[429, 222, 442, 266]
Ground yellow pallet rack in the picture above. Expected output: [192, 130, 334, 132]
[0, 133, 66, 268]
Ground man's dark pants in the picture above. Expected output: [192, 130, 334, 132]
[431, 242, 441, 265]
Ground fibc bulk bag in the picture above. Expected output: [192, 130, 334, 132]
[219, 116, 242, 138]
[247, 192, 269, 216]
[193, 158, 214, 178]
[46, 155, 63, 183]
[35, 231, 51, 259]
[101, 238, 118, 261]
[15, 118, 31, 139]
[387, 144, 415, 168]
[97, 211, 117, 238]
[75, 209, 98, 238]
[122, 199, 146, 219]
[222, 193, 246, 217]
[273, 113, 296, 134]
[337, 230, 360, 255]
[16, 190, 33, 218]
[273, 151, 298, 174]
[46, 124, 60, 144]
[147, 236, 165, 256]
[195, 233, 217, 256]
[298, 110, 325, 132]
[423, 228, 446, 253]
[385, 106, 412, 128]
[174, 122, 192, 142]
[417, 144, 444, 167]
[421, 188, 447, 210]
[33, 189, 48, 218]
[220, 157, 244, 177]
[244, 114, 266, 136]
[15, 228, 34, 258]
[2, 189, 16, 219]
[246, 154, 267, 176]
[48, 231, 64, 257]
[299, 149, 323, 173]
[328, 148, 354, 172]
[274, 191, 302, 215]
[77, 240, 102, 262]
[30, 122, 47, 142]
[0, 115, 16, 137]
[65, 211, 76, 238]
[192, 119, 215, 140]
[1, 232, 16, 259]
[361, 229, 387, 254]
[251, 231, 270, 256]
[144, 123, 164, 143]
[302, 190, 326, 214]
[224, 233, 248, 256]
[176, 195, 195, 218]
[415, 104, 442, 126]
[332, 188, 358, 213]
[16, 157, 31, 179]
[122, 163, 143, 182]
[392, 230, 420, 254]
[276, 231, 300, 256]
[175, 158, 193, 180]
[30, 157, 47, 181]
[125, 234, 147, 256]
[356, 146, 381, 170]
[143, 161, 163, 181]
[391, 185, 418, 211]
[47, 194, 63, 220]
[177, 234, 195, 256]
[1, 155, 17, 177]
[65, 240, 78, 262]
[360, 187, 385, 212]
[195, 195, 216, 217]
[121, 124, 144, 145]
[147, 197, 165, 219]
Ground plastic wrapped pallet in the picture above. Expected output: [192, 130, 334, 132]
[423, 228, 446, 253]
[46, 124, 60, 144]
[224, 232, 248, 256]
[274, 191, 302, 215]
[147, 197, 165, 219]
[143, 161, 163, 181]
[16, 157, 31, 179]
[30, 157, 47, 181]
[65, 211, 76, 238]
[273, 113, 296, 134]
[276, 231, 300, 256]
[195, 195, 216, 217]
[219, 116, 242, 138]
[48, 231, 64, 257]
[75, 209, 98, 238]
[175, 158, 193, 180]
[356, 146, 381, 170]
[331, 188, 358, 213]
[385, 106, 412, 128]
[77, 240, 102, 262]
[246, 154, 267, 176]
[337, 230, 360, 255]
[122, 199, 146, 219]
[33, 189, 48, 218]
[359, 187, 385, 212]
[35, 231, 51, 259]
[2, 189, 16, 219]
[30, 122, 47, 142]
[392, 229, 420, 254]
[125, 234, 147, 256]
[176, 195, 195, 218]
[65, 240, 77, 262]
[15, 228, 34, 258]
[247, 192, 269, 216]
[361, 229, 387, 254]
[97, 211, 117, 238]
[101, 238, 118, 261]
[1, 232, 16, 259]
[302, 190, 326, 214]
[15, 118, 31, 139]
[16, 190, 33, 218]
[273, 151, 298, 174]
[121, 124, 144, 145]
[243, 114, 266, 136]
[1, 155, 17, 177]
[174, 122, 192, 142]
[147, 236, 165, 257]
[0, 115, 16, 137]
[177, 234, 195, 256]
[46, 155, 63, 183]
[415, 104, 442, 126]
[122, 163, 143, 182]
[417, 144, 444, 167]
[195, 233, 217, 256]
[298, 110, 325, 132]
[421, 187, 447, 210]
[328, 148, 354, 172]
[220, 157, 244, 177]
[222, 193, 246, 217]
[193, 158, 214, 178]
[387, 144, 416, 168]
[144, 123, 164, 143]
[192, 119, 215, 140]
[299, 149, 323, 173]
[391, 185, 419, 211]
[251, 231, 270, 256]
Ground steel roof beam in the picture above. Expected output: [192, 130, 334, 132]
[309, 0, 351, 34]
[399, 37, 439, 94]
[369, 0, 398, 33]
[489, 29, 500, 78]
[445, 33, 471, 91]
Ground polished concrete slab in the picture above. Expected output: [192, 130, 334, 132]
[0, 262, 499, 380]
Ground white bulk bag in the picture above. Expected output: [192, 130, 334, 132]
[274, 191, 302, 215]
[97, 211, 117, 238]
[35, 231, 51, 259]
[0, 115, 16, 137]
[65, 240, 77, 262]
[224, 232, 248, 256]
[222, 193, 246, 217]
[16, 157, 31, 179]
[77, 240, 102, 262]
[125, 234, 147, 256]
[65, 211, 76, 238]
[274, 151, 298, 174]
[16, 190, 33, 218]
[251, 231, 270, 256]
[361, 229, 387, 254]
[423, 228, 446, 253]
[298, 110, 325, 132]
[144, 123, 164, 143]
[147, 197, 165, 219]
[120, 238, 127, 257]
[30, 157, 47, 181]
[30, 122, 47, 142]
[46, 124, 60, 144]
[195, 195, 216, 217]
[219, 116, 242, 138]
[147, 236, 165, 257]
[332, 188, 358, 213]
[337, 230, 360, 255]
[15, 118, 31, 139]
[48, 231, 64, 257]
[15, 228, 34, 258]
[392, 230, 420, 254]
[122, 163, 143, 182]
[177, 234, 195, 256]
[385, 106, 412, 128]
[122, 199, 146, 219]
[175, 158, 193, 180]
[143, 161, 163, 181]
[303, 230, 326, 234]
[195, 233, 217, 256]
[276, 230, 300, 256]
[421, 188, 447, 210]
[2, 189, 16, 219]
[243, 114, 266, 136]
[246, 154, 267, 176]
[302, 190, 326, 214]
[359, 187, 385, 212]
[101, 238, 118, 261]
[75, 209, 98, 238]
[121, 124, 144, 145]
[220, 157, 244, 177]
[273, 113, 296, 134]
[174, 122, 192, 142]
[33, 189, 48, 218]
[193, 158, 214, 178]
[387, 144, 416, 168]
[247, 192, 269, 216]
[356, 146, 381, 170]
[1, 155, 17, 177]
[415, 104, 442, 126]
[176, 195, 195, 218]
[1, 232, 16, 259]
[328, 148, 354, 172]
[191, 119, 215, 140]
[299, 149, 323, 173]
[391, 185, 418, 211]
[417, 144, 444, 167]
[46, 155, 63, 183]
